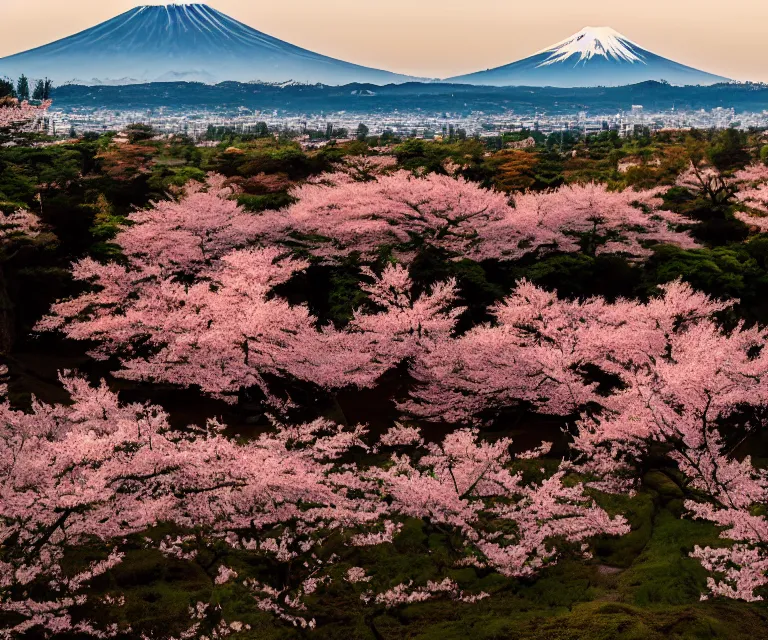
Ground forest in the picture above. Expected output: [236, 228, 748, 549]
[2, 97, 768, 639]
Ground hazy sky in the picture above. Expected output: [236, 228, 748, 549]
[1, 0, 766, 81]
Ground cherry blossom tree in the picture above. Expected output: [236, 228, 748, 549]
[506, 280, 768, 599]
[258, 169, 515, 263]
[403, 279, 725, 425]
[257, 172, 698, 264]
[474, 182, 699, 261]
[403, 272, 768, 599]
[372, 426, 628, 578]
[115, 173, 263, 276]
[573, 322, 768, 602]
[41, 251, 458, 407]
[734, 164, 768, 185]
[0, 376, 182, 637]
[672, 161, 768, 231]
[567, 307, 768, 598]
[398, 272, 768, 602]
[0, 374, 381, 636]
[0, 211, 42, 243]
[309, 155, 398, 185]
[0, 99, 50, 136]
[731, 164, 768, 229]
[0, 374, 630, 636]
[676, 160, 737, 205]
[39, 176, 461, 407]
[683, 439, 768, 602]
[570, 308, 768, 481]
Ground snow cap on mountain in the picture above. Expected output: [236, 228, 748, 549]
[536, 27, 645, 66]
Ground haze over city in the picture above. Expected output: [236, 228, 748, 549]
[1, 0, 766, 82]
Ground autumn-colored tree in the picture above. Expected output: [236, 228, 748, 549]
[484, 149, 540, 193]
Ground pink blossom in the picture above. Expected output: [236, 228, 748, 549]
[345, 567, 371, 584]
[256, 173, 698, 264]
[0, 99, 50, 135]
[214, 566, 239, 585]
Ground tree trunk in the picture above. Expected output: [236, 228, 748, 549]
[0, 266, 14, 354]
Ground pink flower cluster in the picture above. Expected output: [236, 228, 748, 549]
[255, 171, 697, 263]
[733, 163, 768, 228]
[0, 376, 621, 636]
[401, 274, 768, 600]
[39, 176, 461, 407]
[0, 99, 51, 134]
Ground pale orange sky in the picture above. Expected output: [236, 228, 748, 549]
[0, 0, 766, 81]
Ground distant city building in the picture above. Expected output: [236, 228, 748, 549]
[44, 103, 768, 142]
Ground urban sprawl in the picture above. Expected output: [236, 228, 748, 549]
[46, 105, 768, 141]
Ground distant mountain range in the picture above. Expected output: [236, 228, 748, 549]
[0, 3, 419, 86]
[0, 6, 731, 88]
[50, 80, 768, 117]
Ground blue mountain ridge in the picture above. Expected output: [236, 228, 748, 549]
[0, 3, 420, 86]
[448, 27, 728, 87]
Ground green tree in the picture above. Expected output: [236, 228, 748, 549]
[31, 79, 52, 101]
[760, 145, 768, 166]
[0, 78, 14, 99]
[356, 123, 369, 141]
[16, 75, 30, 101]
[255, 121, 269, 137]
[124, 123, 155, 143]
[32, 80, 44, 101]
[707, 128, 749, 172]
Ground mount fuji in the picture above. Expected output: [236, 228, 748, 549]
[448, 27, 729, 87]
[0, 3, 417, 86]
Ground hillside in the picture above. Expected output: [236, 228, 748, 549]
[50, 80, 768, 115]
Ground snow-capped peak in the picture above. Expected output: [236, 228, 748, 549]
[536, 27, 647, 67]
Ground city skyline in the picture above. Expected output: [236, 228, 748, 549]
[0, 0, 766, 82]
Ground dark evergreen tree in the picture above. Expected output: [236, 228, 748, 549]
[16, 75, 30, 101]
[255, 121, 269, 137]
[32, 79, 46, 101]
[0, 78, 14, 99]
